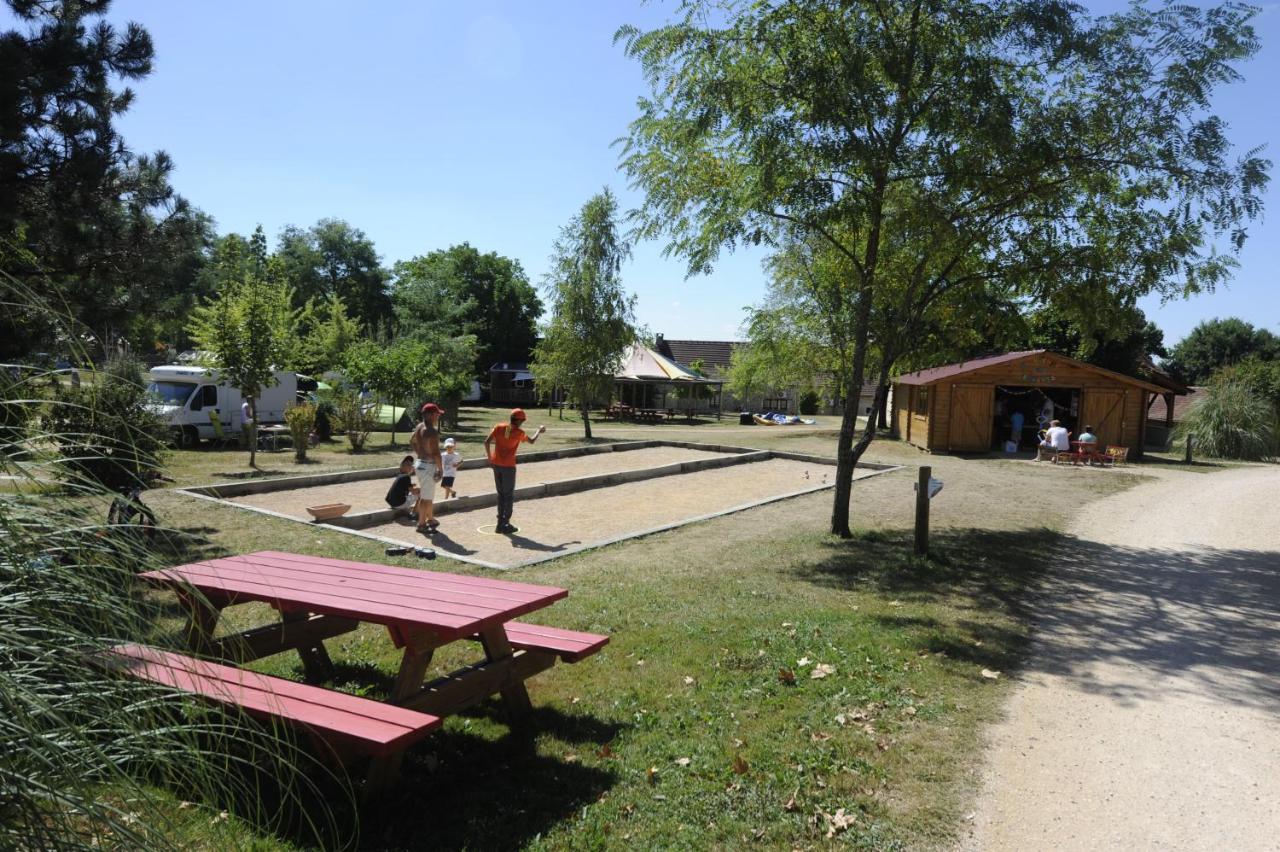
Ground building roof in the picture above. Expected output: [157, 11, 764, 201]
[489, 361, 529, 372]
[616, 344, 721, 383]
[1148, 386, 1206, 423]
[654, 336, 738, 374]
[893, 350, 1166, 393]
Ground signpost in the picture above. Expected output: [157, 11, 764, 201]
[914, 466, 942, 556]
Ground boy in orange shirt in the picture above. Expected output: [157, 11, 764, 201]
[483, 408, 545, 533]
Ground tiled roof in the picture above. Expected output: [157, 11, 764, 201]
[1148, 386, 1206, 422]
[655, 339, 739, 374]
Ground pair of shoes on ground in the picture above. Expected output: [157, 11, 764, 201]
[495, 522, 516, 534]
[416, 520, 440, 534]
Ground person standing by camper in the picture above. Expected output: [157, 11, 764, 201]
[484, 408, 545, 534]
[411, 403, 444, 533]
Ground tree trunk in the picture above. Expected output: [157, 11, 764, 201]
[581, 398, 592, 439]
[389, 397, 397, 446]
[877, 385, 889, 429]
[248, 397, 258, 468]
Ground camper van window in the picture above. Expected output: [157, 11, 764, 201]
[199, 386, 218, 409]
[148, 381, 196, 406]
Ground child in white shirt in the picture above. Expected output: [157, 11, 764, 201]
[440, 438, 462, 499]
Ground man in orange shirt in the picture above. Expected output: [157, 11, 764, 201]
[484, 408, 545, 533]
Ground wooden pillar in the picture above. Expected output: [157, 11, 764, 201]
[914, 466, 931, 557]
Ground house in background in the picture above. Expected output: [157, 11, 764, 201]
[654, 334, 886, 417]
[488, 361, 537, 405]
[1145, 385, 1204, 449]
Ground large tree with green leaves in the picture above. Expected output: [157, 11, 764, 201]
[1164, 317, 1279, 384]
[391, 243, 542, 376]
[1, 0, 212, 358]
[275, 218, 391, 332]
[532, 189, 638, 439]
[620, 0, 1269, 536]
[189, 228, 296, 467]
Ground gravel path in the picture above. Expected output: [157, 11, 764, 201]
[959, 464, 1280, 850]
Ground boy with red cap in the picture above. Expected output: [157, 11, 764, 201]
[484, 408, 545, 533]
[411, 403, 444, 533]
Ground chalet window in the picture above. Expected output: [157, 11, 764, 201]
[914, 387, 929, 415]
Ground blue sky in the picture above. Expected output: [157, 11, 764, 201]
[94, 1, 1280, 346]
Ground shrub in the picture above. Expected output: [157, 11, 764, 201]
[0, 366, 38, 456]
[1173, 380, 1277, 461]
[45, 356, 169, 490]
[2, 377, 348, 849]
[335, 391, 376, 452]
[285, 402, 317, 463]
[798, 390, 820, 416]
[314, 399, 336, 441]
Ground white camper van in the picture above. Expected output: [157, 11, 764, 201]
[145, 365, 297, 447]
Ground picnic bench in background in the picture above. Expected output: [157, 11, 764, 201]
[118, 551, 608, 795]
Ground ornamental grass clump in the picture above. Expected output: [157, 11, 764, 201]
[0, 268, 353, 847]
[1174, 380, 1277, 461]
[285, 401, 317, 463]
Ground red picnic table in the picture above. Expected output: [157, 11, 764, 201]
[123, 550, 608, 793]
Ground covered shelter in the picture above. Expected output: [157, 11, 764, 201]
[489, 361, 537, 405]
[891, 350, 1167, 457]
[613, 344, 724, 415]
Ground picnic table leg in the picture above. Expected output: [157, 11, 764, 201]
[178, 591, 223, 656]
[478, 624, 534, 722]
[282, 609, 334, 683]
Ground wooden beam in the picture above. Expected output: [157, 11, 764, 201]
[211, 613, 359, 664]
[394, 650, 556, 718]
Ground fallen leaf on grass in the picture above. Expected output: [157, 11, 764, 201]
[783, 794, 799, 812]
[981, 669, 1001, 680]
[778, 668, 797, 685]
[597, 744, 615, 759]
[810, 731, 832, 742]
[177, 801, 193, 810]
[675, 757, 691, 767]
[647, 766, 658, 784]
[810, 663, 836, 679]
[903, 705, 918, 716]
[732, 754, 750, 775]
[564, 753, 579, 763]
[797, 656, 812, 667]
[823, 808, 856, 838]
[211, 811, 229, 824]
[683, 675, 695, 686]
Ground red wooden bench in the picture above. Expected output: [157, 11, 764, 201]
[499, 622, 609, 663]
[103, 644, 441, 792]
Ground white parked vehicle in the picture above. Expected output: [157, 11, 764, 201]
[145, 365, 297, 448]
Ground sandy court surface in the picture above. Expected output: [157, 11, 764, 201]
[959, 464, 1280, 851]
[229, 446, 736, 517]
[359, 457, 860, 566]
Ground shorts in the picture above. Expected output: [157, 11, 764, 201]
[414, 460, 437, 500]
[441, 476, 455, 488]
[393, 493, 416, 512]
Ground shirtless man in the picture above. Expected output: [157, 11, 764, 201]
[410, 403, 444, 532]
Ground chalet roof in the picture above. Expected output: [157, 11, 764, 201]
[893, 350, 1166, 393]
[489, 361, 529, 372]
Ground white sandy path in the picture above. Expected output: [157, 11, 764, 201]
[960, 465, 1280, 851]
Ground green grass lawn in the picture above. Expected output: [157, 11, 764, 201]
[133, 415, 1151, 849]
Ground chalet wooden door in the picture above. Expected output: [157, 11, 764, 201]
[1080, 389, 1126, 448]
[948, 384, 994, 451]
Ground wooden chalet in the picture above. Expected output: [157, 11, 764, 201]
[891, 350, 1167, 457]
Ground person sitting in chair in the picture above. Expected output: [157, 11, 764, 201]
[1038, 419, 1071, 455]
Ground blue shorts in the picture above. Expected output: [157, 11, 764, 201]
[441, 476, 455, 488]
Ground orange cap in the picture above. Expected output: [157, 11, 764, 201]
[509, 408, 526, 422]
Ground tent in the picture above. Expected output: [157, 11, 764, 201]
[613, 345, 723, 413]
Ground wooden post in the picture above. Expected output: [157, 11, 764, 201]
[1184, 433, 1193, 465]
[914, 466, 931, 557]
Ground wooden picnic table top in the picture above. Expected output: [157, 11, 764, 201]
[139, 550, 567, 641]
